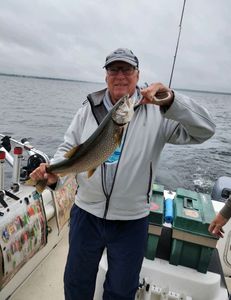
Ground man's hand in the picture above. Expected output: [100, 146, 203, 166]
[30, 163, 58, 186]
[140, 82, 174, 107]
[208, 213, 228, 238]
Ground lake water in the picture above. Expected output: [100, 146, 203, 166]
[1, 74, 231, 194]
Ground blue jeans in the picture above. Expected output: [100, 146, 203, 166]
[64, 205, 148, 300]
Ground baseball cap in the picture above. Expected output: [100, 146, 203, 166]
[104, 48, 139, 68]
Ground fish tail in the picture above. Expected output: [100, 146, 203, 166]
[35, 179, 48, 193]
[25, 178, 48, 193]
[25, 178, 37, 187]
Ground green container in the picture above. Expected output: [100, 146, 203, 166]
[145, 183, 164, 260]
[170, 188, 218, 273]
[148, 183, 164, 226]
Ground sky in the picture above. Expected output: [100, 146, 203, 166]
[0, 0, 230, 93]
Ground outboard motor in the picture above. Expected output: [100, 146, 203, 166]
[211, 176, 231, 202]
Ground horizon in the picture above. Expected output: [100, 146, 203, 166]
[1, 72, 230, 96]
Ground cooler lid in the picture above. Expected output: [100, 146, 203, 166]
[172, 188, 217, 238]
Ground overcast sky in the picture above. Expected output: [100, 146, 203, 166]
[0, 0, 230, 92]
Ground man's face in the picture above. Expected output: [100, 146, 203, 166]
[105, 61, 139, 104]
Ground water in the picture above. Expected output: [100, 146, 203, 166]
[0, 75, 231, 194]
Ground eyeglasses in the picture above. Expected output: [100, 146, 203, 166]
[106, 66, 137, 76]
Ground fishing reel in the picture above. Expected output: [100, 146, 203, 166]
[20, 153, 47, 180]
[20, 138, 50, 181]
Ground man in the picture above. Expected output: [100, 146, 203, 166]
[31, 48, 215, 300]
[209, 196, 231, 238]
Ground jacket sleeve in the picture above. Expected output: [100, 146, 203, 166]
[220, 196, 231, 220]
[162, 92, 216, 144]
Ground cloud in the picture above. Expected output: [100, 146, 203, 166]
[0, 0, 230, 92]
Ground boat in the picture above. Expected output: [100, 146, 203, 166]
[0, 134, 231, 300]
[0, 135, 76, 300]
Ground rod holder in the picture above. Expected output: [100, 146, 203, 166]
[11, 146, 23, 192]
[0, 146, 14, 167]
[0, 151, 6, 190]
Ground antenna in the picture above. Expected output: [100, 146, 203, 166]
[169, 0, 187, 88]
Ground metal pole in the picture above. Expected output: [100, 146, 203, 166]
[0, 151, 6, 190]
[0, 134, 49, 163]
[11, 146, 23, 192]
[169, 0, 187, 88]
[0, 134, 32, 150]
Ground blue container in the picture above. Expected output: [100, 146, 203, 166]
[165, 198, 173, 223]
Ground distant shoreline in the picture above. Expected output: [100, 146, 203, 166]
[0, 72, 230, 95]
[0, 72, 103, 85]
[174, 88, 231, 96]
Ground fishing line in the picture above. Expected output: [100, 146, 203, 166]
[169, 0, 187, 88]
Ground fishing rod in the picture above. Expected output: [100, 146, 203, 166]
[143, 0, 186, 101]
[168, 0, 187, 88]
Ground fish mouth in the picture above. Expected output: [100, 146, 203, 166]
[112, 96, 134, 125]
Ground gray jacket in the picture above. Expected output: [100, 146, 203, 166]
[53, 88, 215, 220]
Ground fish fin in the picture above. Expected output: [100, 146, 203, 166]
[114, 130, 123, 146]
[88, 169, 96, 178]
[35, 179, 48, 194]
[25, 178, 37, 187]
[64, 145, 80, 159]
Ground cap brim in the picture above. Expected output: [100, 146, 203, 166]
[104, 57, 137, 68]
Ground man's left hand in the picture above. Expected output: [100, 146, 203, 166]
[140, 82, 174, 107]
[208, 213, 228, 238]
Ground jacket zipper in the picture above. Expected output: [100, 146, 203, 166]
[146, 162, 153, 204]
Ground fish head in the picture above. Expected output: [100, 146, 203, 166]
[112, 94, 134, 125]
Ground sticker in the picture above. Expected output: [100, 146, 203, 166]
[23, 232, 28, 242]
[27, 206, 35, 217]
[150, 202, 160, 211]
[23, 213, 30, 225]
[15, 216, 22, 230]
[34, 205, 38, 213]
[7, 223, 16, 235]
[0, 197, 47, 289]
[184, 208, 199, 218]
[32, 191, 41, 200]
[2, 228, 10, 243]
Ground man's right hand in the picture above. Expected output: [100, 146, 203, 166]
[30, 163, 58, 186]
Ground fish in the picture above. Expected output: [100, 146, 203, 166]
[26, 94, 134, 193]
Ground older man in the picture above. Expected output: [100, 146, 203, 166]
[31, 48, 215, 300]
